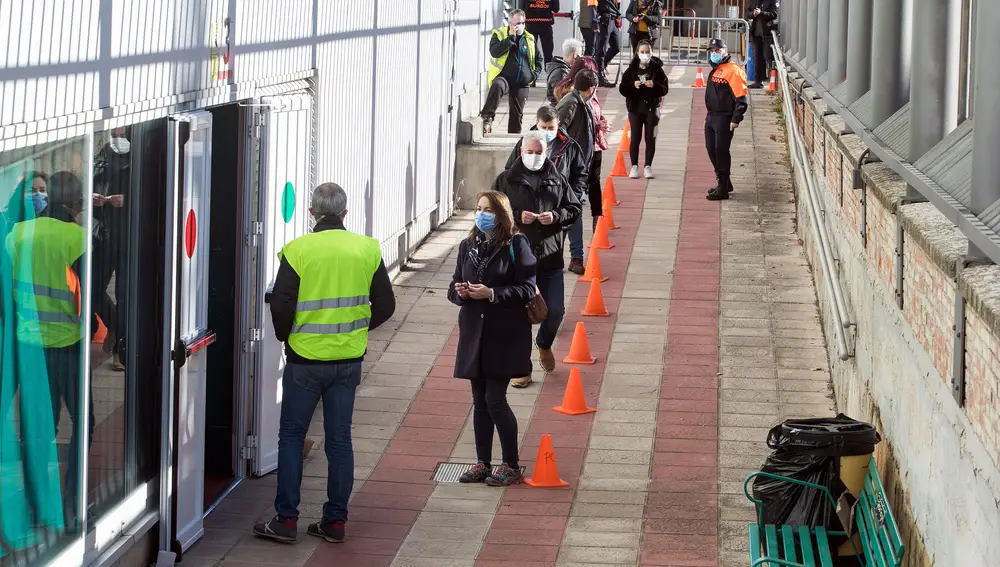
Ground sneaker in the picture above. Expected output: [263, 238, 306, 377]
[567, 258, 585, 275]
[486, 464, 523, 487]
[749, 82, 764, 89]
[482, 118, 493, 135]
[628, 165, 639, 179]
[511, 376, 533, 388]
[459, 462, 491, 483]
[253, 515, 298, 543]
[538, 347, 556, 373]
[706, 188, 730, 201]
[307, 520, 345, 543]
[644, 166, 654, 179]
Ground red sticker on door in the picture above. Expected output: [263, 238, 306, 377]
[185, 209, 197, 258]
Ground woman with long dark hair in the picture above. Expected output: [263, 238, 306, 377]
[620, 39, 669, 179]
[448, 191, 536, 487]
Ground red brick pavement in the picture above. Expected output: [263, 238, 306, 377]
[640, 91, 720, 567]
[304, 327, 465, 567]
[474, 163, 650, 567]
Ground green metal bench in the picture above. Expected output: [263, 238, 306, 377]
[742, 457, 904, 567]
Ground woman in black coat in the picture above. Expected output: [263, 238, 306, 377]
[448, 190, 537, 487]
[619, 40, 669, 179]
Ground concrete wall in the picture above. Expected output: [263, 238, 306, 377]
[785, 75, 1000, 566]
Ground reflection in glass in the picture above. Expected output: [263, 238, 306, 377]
[0, 137, 90, 562]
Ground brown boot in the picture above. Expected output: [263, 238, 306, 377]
[511, 376, 533, 388]
[538, 347, 556, 373]
[567, 259, 585, 275]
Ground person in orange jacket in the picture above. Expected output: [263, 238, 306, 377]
[704, 38, 748, 201]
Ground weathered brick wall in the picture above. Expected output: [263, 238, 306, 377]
[784, 71, 1000, 566]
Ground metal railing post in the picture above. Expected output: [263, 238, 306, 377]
[816, 0, 830, 77]
[908, 0, 962, 197]
[844, 0, 874, 104]
[806, 0, 819, 67]
[970, 0, 1000, 244]
[826, 0, 849, 87]
[869, 0, 913, 126]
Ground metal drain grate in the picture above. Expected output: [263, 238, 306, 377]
[431, 462, 526, 483]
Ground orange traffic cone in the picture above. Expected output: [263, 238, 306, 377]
[610, 149, 628, 177]
[579, 248, 609, 283]
[563, 321, 597, 364]
[92, 314, 107, 344]
[581, 278, 610, 317]
[603, 198, 620, 230]
[523, 434, 570, 488]
[553, 368, 597, 415]
[766, 69, 777, 93]
[618, 128, 630, 152]
[588, 216, 614, 250]
[603, 176, 620, 206]
[692, 67, 706, 88]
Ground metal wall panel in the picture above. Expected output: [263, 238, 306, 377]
[1, 0, 507, 272]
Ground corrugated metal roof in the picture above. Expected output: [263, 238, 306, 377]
[849, 90, 874, 128]
[914, 121, 973, 208]
[872, 103, 911, 161]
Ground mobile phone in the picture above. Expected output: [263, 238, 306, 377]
[639, 76, 647, 85]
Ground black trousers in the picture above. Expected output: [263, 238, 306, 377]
[526, 22, 554, 65]
[581, 28, 597, 56]
[45, 344, 95, 524]
[92, 235, 127, 356]
[587, 150, 604, 218]
[595, 18, 620, 69]
[750, 34, 773, 84]
[705, 115, 735, 192]
[630, 31, 652, 54]
[480, 77, 529, 134]
[470, 378, 519, 466]
[628, 110, 658, 168]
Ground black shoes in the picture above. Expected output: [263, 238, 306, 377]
[253, 516, 298, 543]
[307, 520, 346, 543]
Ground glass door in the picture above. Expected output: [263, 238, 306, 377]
[159, 111, 216, 555]
[251, 94, 313, 476]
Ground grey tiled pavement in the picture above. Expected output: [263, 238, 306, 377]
[184, 67, 838, 567]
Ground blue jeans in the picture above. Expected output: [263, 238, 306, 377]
[568, 215, 585, 261]
[275, 361, 362, 523]
[535, 268, 566, 349]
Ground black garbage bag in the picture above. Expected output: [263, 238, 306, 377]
[752, 414, 881, 530]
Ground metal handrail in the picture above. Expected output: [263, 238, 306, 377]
[771, 41, 854, 361]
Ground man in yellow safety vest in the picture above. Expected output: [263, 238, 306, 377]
[479, 8, 544, 136]
[6, 170, 94, 527]
[254, 182, 395, 545]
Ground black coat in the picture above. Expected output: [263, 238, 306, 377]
[555, 89, 596, 165]
[505, 126, 589, 199]
[746, 0, 779, 37]
[619, 56, 669, 115]
[491, 159, 582, 271]
[449, 234, 537, 380]
[625, 1, 663, 41]
[546, 57, 571, 105]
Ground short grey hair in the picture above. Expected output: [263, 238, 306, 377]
[563, 38, 585, 58]
[510, 9, 526, 20]
[311, 182, 348, 219]
[523, 130, 548, 150]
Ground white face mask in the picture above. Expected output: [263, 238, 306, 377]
[638, 53, 651, 64]
[109, 137, 131, 154]
[521, 153, 545, 171]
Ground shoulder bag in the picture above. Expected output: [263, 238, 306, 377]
[509, 236, 548, 324]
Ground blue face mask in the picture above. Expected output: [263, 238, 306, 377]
[710, 52, 724, 65]
[542, 129, 557, 144]
[475, 211, 496, 233]
[30, 193, 47, 215]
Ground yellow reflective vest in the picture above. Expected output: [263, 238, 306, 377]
[6, 217, 87, 348]
[488, 27, 538, 87]
[279, 229, 382, 361]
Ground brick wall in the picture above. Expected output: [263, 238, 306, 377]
[784, 72, 1000, 566]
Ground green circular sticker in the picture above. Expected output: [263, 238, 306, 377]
[281, 182, 295, 223]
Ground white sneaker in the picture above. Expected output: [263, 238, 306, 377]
[628, 165, 639, 179]
[644, 166, 654, 179]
